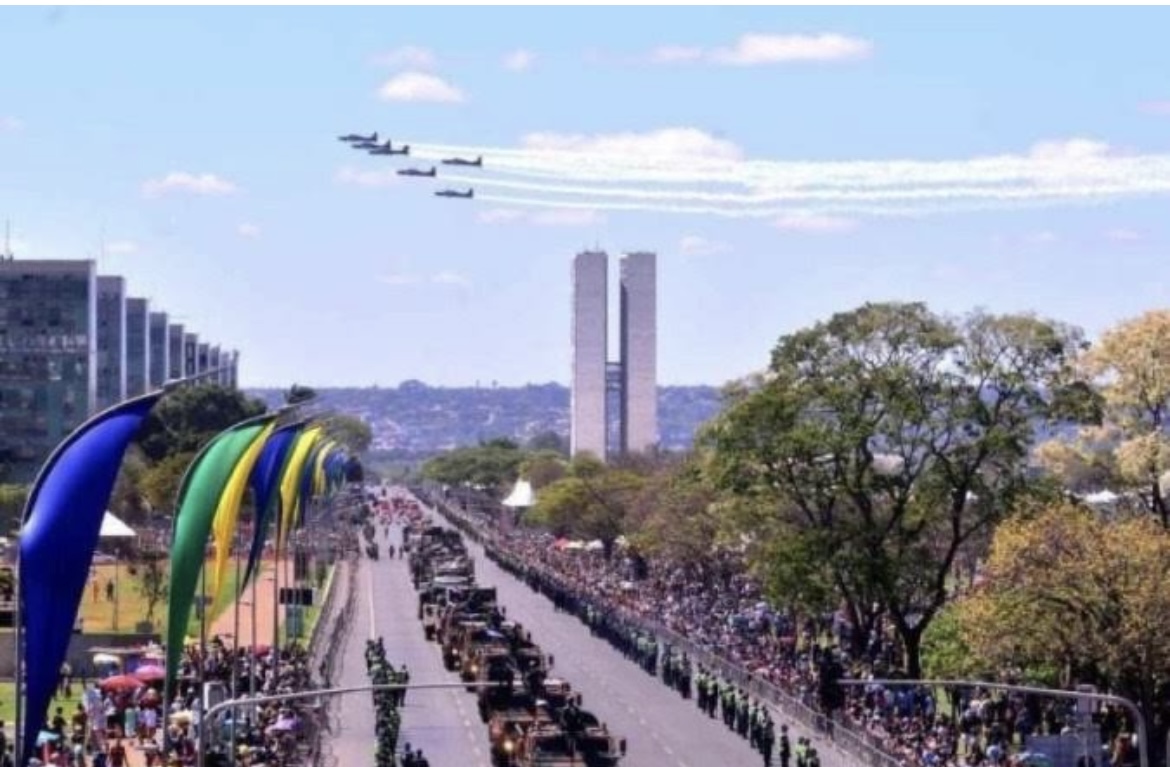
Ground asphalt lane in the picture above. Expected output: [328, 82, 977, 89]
[418, 513, 790, 767]
[328, 544, 490, 767]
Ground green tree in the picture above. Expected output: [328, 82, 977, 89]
[703, 302, 1082, 676]
[519, 450, 568, 490]
[529, 468, 645, 557]
[136, 550, 169, 627]
[139, 451, 197, 514]
[1036, 310, 1170, 523]
[420, 440, 525, 497]
[955, 501, 1170, 752]
[286, 384, 318, 404]
[0, 484, 29, 536]
[109, 445, 151, 524]
[526, 431, 568, 455]
[135, 385, 267, 463]
[324, 414, 373, 453]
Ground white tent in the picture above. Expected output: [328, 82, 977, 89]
[100, 510, 137, 538]
[502, 479, 535, 509]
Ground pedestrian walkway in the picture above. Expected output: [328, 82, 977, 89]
[208, 558, 287, 648]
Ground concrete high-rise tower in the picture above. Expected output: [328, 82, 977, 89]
[620, 251, 658, 453]
[570, 249, 659, 460]
[570, 250, 609, 460]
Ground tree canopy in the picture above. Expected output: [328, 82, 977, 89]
[701, 302, 1083, 675]
[135, 384, 268, 463]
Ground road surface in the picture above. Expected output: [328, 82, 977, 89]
[333, 511, 858, 767]
[328, 542, 490, 767]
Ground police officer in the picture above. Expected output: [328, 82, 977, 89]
[778, 724, 791, 767]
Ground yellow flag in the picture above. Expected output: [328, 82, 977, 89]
[312, 440, 337, 498]
[278, 426, 323, 550]
[209, 420, 275, 604]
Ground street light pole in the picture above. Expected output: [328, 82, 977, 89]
[197, 680, 505, 767]
[839, 678, 1148, 767]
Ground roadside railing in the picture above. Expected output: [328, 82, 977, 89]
[418, 489, 902, 767]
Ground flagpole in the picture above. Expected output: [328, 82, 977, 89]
[13, 532, 23, 767]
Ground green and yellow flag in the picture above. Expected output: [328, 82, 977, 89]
[165, 415, 275, 694]
[209, 420, 275, 604]
[278, 425, 323, 550]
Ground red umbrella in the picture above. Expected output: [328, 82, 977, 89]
[133, 665, 165, 683]
[100, 675, 145, 693]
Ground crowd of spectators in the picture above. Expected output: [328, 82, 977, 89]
[26, 639, 323, 767]
[445, 499, 1136, 767]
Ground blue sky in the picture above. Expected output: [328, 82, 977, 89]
[2, 6, 1169, 388]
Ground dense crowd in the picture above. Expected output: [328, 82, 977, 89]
[436, 495, 1136, 767]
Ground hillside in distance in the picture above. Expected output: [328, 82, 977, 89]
[245, 381, 725, 455]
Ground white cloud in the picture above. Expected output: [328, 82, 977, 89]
[678, 235, 731, 256]
[377, 72, 465, 104]
[432, 270, 472, 287]
[649, 33, 873, 66]
[335, 166, 398, 188]
[142, 172, 237, 198]
[475, 206, 603, 227]
[105, 240, 139, 255]
[0, 116, 23, 132]
[372, 45, 436, 69]
[1024, 230, 1058, 245]
[1106, 228, 1142, 242]
[237, 222, 262, 239]
[521, 127, 743, 162]
[502, 49, 536, 72]
[1139, 101, 1170, 116]
[1028, 138, 1113, 161]
[772, 212, 857, 233]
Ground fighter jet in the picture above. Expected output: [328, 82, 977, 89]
[434, 188, 474, 199]
[397, 166, 437, 177]
[338, 132, 377, 143]
[369, 141, 411, 156]
[440, 155, 483, 167]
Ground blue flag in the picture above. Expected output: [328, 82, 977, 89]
[19, 390, 164, 766]
[242, 421, 303, 590]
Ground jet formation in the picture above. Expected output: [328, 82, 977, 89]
[337, 132, 482, 200]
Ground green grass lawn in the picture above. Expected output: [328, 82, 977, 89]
[278, 564, 334, 644]
[0, 681, 83, 726]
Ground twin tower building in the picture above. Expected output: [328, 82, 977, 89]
[570, 250, 657, 461]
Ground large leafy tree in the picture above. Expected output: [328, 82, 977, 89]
[324, 414, 373, 453]
[135, 384, 268, 463]
[1036, 310, 1170, 523]
[703, 302, 1082, 675]
[420, 438, 526, 497]
[955, 502, 1170, 755]
[529, 460, 646, 557]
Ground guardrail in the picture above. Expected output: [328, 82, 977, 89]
[305, 545, 359, 767]
[418, 489, 901, 767]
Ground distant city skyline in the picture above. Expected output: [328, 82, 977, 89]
[3, 7, 1170, 388]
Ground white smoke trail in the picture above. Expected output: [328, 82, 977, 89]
[378, 136, 1170, 218]
[474, 192, 1121, 220]
[443, 172, 1170, 207]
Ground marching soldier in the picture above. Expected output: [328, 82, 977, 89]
[778, 725, 791, 767]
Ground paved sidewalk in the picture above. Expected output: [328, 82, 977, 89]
[209, 558, 288, 648]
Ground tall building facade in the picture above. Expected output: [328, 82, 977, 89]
[0, 256, 243, 479]
[569, 250, 658, 461]
[125, 297, 150, 397]
[620, 252, 658, 453]
[570, 251, 609, 460]
[96, 276, 127, 411]
[167, 324, 185, 380]
[0, 259, 98, 480]
[183, 333, 198, 377]
[148, 311, 169, 387]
